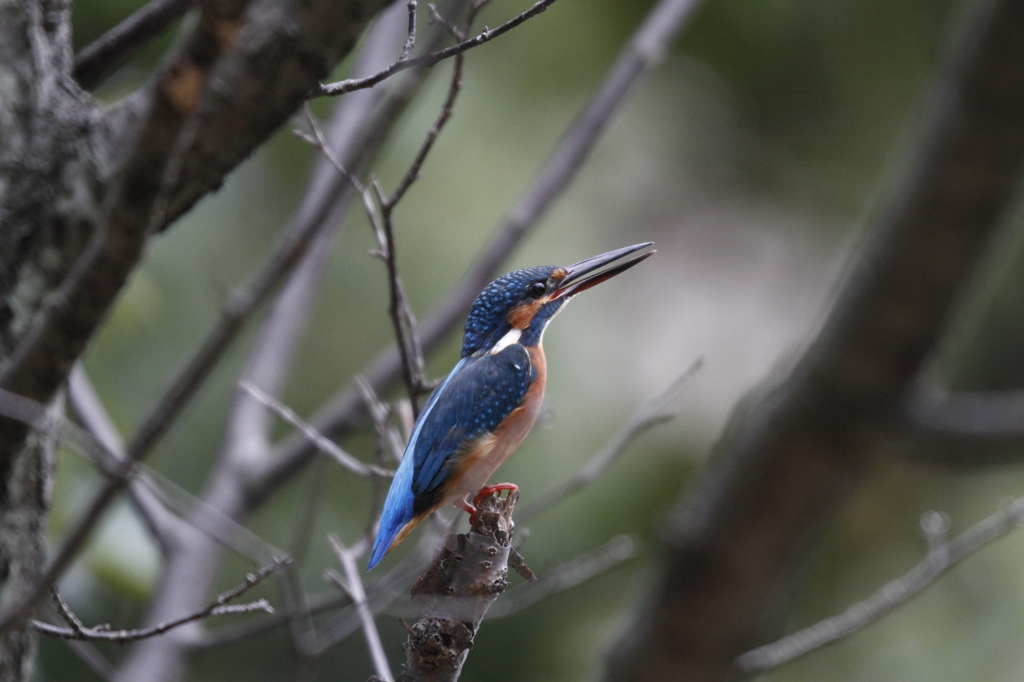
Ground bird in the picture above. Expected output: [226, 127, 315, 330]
[367, 242, 655, 570]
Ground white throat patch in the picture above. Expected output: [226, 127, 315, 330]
[491, 328, 522, 354]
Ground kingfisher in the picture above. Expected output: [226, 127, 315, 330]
[367, 242, 655, 570]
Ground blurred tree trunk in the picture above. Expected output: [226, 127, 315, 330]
[604, 0, 1024, 679]
[0, 0, 389, 678]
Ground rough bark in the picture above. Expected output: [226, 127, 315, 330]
[0, 399, 59, 682]
[397, 491, 533, 682]
[604, 0, 1024, 680]
[0, 0, 391, 677]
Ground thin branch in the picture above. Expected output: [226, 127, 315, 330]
[73, 0, 193, 89]
[735, 503, 1024, 674]
[319, 0, 481, 410]
[427, 3, 465, 40]
[299, 103, 429, 407]
[901, 389, 1024, 441]
[356, 377, 407, 466]
[359, 0, 484, 408]
[328, 537, 394, 682]
[519, 359, 701, 522]
[318, 0, 560, 97]
[33, 558, 287, 643]
[241, 382, 393, 478]
[67, 365, 183, 555]
[399, 0, 419, 61]
[383, 0, 480, 210]
[891, 389, 1024, 466]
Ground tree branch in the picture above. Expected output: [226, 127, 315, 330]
[328, 537, 394, 682]
[891, 389, 1024, 466]
[33, 558, 285, 643]
[318, 0, 559, 97]
[735, 503, 1024, 674]
[73, 0, 193, 90]
[241, 382, 394, 479]
[605, 1, 1024, 679]
[519, 359, 701, 522]
[395, 490, 532, 682]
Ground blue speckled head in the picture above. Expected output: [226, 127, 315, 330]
[460, 244, 656, 357]
[461, 266, 565, 357]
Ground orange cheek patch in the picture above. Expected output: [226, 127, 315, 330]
[508, 300, 542, 329]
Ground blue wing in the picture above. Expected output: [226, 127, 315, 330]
[367, 346, 534, 569]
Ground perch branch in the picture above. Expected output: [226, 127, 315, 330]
[396, 489, 531, 682]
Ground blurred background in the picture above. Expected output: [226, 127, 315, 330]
[42, 0, 1024, 679]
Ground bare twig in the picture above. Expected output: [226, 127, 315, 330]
[400, 0, 419, 61]
[735, 502, 1024, 674]
[33, 558, 287, 643]
[318, 0, 560, 97]
[241, 382, 393, 478]
[196, 535, 430, 650]
[73, 0, 193, 89]
[328, 537, 394, 682]
[366, 0, 483, 407]
[67, 366, 183, 555]
[383, 0, 481, 211]
[356, 378, 407, 466]
[428, 3, 465, 40]
[519, 359, 702, 521]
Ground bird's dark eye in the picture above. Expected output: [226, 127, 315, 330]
[527, 281, 546, 298]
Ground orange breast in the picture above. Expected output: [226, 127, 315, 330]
[445, 346, 547, 502]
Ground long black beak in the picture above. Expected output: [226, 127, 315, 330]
[552, 242, 655, 300]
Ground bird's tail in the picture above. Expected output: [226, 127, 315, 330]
[367, 461, 417, 570]
[367, 506, 418, 570]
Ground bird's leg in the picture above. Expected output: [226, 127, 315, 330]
[453, 498, 477, 515]
[473, 482, 519, 508]
[453, 484, 520, 525]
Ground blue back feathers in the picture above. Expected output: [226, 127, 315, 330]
[367, 346, 537, 569]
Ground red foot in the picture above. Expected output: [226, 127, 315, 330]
[473, 482, 519, 508]
[453, 484, 520, 525]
